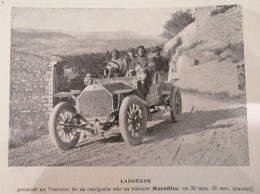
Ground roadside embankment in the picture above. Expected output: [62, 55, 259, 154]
[164, 5, 245, 99]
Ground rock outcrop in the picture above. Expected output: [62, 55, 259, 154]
[164, 5, 245, 97]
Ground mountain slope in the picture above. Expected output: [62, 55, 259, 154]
[11, 29, 163, 56]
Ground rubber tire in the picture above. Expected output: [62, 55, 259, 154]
[119, 95, 147, 146]
[49, 102, 79, 150]
[169, 87, 182, 123]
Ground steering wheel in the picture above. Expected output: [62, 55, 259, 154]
[103, 61, 120, 78]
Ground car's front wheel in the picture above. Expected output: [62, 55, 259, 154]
[49, 102, 79, 150]
[119, 95, 147, 145]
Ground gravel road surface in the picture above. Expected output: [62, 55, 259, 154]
[9, 92, 249, 166]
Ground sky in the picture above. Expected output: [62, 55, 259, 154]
[12, 8, 181, 36]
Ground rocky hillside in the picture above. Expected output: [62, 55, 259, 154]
[164, 5, 245, 97]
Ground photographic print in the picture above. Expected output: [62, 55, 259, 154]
[8, 5, 249, 166]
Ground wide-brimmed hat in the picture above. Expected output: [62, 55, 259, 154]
[151, 46, 162, 53]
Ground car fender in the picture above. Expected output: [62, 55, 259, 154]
[160, 78, 179, 95]
[54, 91, 80, 102]
[118, 90, 151, 120]
[54, 92, 73, 98]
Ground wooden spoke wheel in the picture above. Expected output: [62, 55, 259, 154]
[49, 102, 79, 150]
[169, 87, 182, 122]
[119, 95, 147, 145]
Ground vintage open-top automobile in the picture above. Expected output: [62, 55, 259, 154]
[49, 61, 182, 150]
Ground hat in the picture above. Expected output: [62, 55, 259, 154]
[127, 47, 135, 52]
[151, 46, 162, 53]
[136, 45, 145, 51]
[111, 49, 119, 54]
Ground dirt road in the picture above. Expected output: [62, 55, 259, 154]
[9, 92, 249, 166]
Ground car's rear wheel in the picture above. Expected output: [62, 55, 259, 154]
[119, 95, 147, 145]
[169, 87, 182, 122]
[49, 102, 79, 150]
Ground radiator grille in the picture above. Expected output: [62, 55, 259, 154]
[78, 90, 113, 118]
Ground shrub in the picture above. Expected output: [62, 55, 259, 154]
[211, 5, 237, 16]
[211, 42, 244, 58]
[229, 42, 244, 63]
[212, 47, 226, 56]
[193, 59, 200, 66]
[165, 36, 183, 58]
[189, 40, 204, 50]
[161, 9, 195, 39]
[237, 63, 245, 91]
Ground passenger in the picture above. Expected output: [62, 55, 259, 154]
[109, 49, 128, 77]
[125, 47, 137, 76]
[127, 47, 136, 60]
[148, 46, 169, 84]
[134, 45, 151, 96]
[135, 45, 149, 71]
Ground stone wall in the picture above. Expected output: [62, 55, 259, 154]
[9, 50, 60, 140]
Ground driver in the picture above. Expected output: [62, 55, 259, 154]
[108, 49, 128, 77]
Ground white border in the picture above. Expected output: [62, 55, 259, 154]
[1, 0, 260, 193]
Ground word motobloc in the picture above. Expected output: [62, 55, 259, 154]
[152, 186, 179, 191]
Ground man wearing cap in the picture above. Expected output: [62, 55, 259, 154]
[127, 47, 136, 60]
[125, 47, 137, 76]
[107, 49, 128, 77]
[148, 46, 169, 84]
[126, 47, 137, 69]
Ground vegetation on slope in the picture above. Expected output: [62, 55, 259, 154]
[164, 5, 245, 98]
